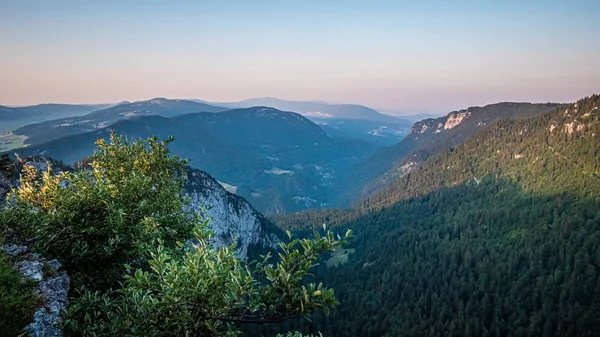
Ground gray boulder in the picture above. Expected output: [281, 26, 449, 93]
[16, 260, 44, 281]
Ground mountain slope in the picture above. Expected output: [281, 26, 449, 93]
[0, 103, 112, 131]
[266, 95, 600, 336]
[368, 98, 596, 208]
[10, 107, 375, 213]
[14, 98, 227, 145]
[333, 102, 562, 207]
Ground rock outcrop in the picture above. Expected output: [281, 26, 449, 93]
[184, 168, 279, 257]
[1, 244, 70, 337]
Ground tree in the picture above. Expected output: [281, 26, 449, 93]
[1, 133, 348, 336]
[65, 223, 350, 336]
[2, 133, 193, 287]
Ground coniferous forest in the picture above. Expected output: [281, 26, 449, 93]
[262, 95, 600, 336]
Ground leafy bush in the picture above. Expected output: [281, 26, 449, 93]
[2, 133, 195, 288]
[64, 223, 350, 336]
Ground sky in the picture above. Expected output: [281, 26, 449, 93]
[1, 0, 599, 113]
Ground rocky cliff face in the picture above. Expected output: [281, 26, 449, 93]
[183, 167, 279, 257]
[0, 155, 279, 258]
[403, 102, 560, 149]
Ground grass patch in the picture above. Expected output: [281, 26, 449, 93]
[0, 131, 28, 152]
[326, 247, 355, 268]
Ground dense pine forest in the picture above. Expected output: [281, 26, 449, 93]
[265, 95, 600, 336]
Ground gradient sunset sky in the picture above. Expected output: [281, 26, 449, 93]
[1, 0, 598, 112]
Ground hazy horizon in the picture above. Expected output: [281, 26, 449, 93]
[0, 95, 578, 117]
[1, 0, 599, 111]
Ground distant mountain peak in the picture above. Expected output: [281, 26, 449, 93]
[147, 97, 170, 104]
[228, 97, 399, 122]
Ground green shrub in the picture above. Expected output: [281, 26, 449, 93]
[64, 224, 350, 336]
[2, 133, 195, 289]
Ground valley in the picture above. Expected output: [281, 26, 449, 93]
[0, 131, 27, 152]
[2, 93, 599, 336]
[261, 95, 600, 336]
[2, 3, 598, 336]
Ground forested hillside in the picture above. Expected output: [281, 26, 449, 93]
[267, 95, 600, 336]
[368, 96, 598, 207]
[332, 102, 561, 207]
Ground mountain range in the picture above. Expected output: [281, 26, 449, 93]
[211, 97, 415, 146]
[215, 97, 399, 121]
[10, 107, 375, 213]
[3, 98, 416, 149]
[13, 98, 227, 146]
[1, 98, 571, 215]
[0, 103, 113, 132]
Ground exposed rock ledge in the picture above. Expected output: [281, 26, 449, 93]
[1, 243, 70, 337]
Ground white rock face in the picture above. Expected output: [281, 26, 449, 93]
[184, 168, 278, 257]
[444, 111, 470, 130]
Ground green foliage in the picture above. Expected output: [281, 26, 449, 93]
[269, 178, 600, 336]
[2, 133, 194, 288]
[64, 222, 351, 336]
[0, 253, 40, 336]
